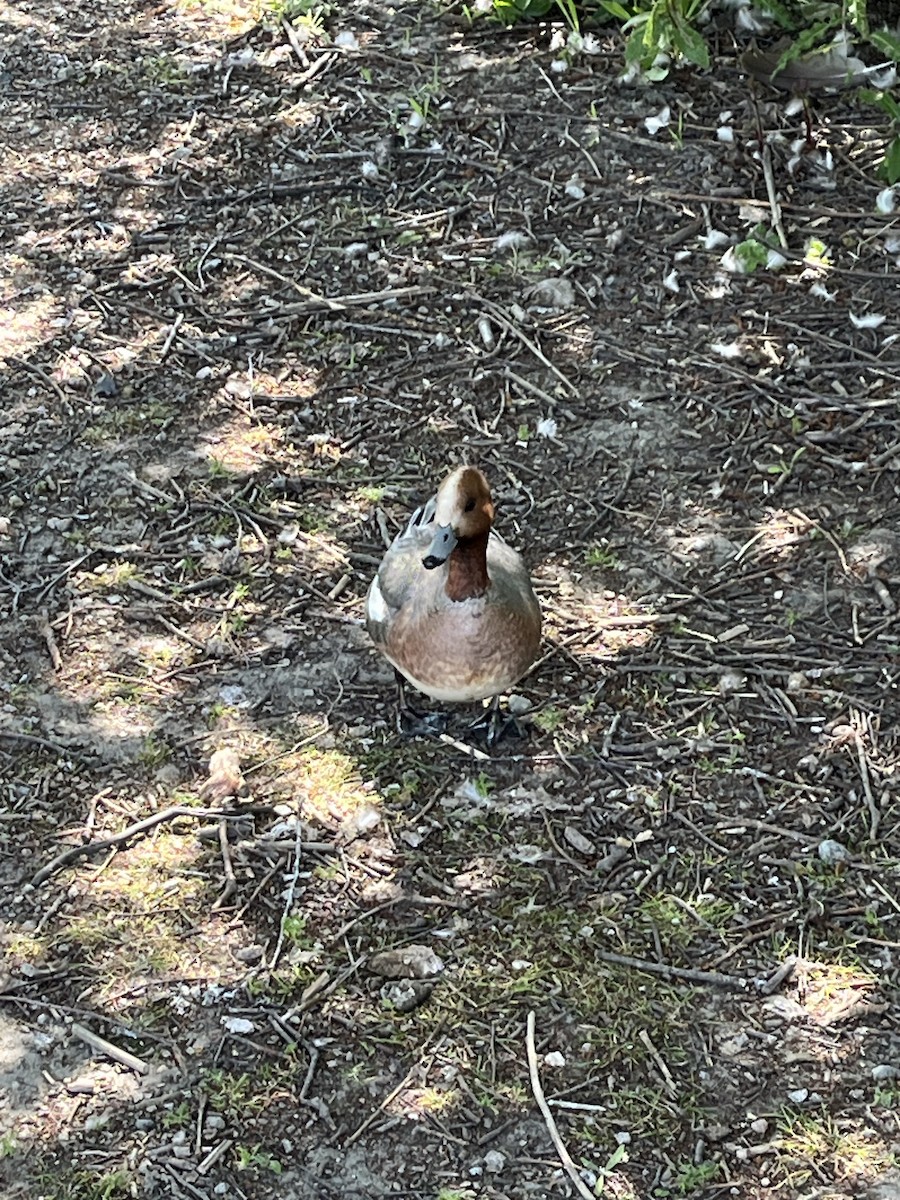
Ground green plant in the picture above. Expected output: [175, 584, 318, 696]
[488, 0, 580, 30]
[585, 542, 620, 569]
[670, 1158, 720, 1193]
[601, 0, 709, 77]
[533, 705, 564, 733]
[861, 84, 900, 184]
[235, 1144, 283, 1174]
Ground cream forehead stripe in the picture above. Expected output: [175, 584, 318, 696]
[434, 468, 486, 526]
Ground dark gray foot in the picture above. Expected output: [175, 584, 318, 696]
[398, 707, 450, 737]
[468, 698, 528, 747]
[394, 670, 449, 738]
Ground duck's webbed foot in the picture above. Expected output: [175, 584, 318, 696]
[468, 696, 528, 747]
[394, 672, 449, 738]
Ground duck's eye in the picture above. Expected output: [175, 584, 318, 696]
[464, 498, 476, 513]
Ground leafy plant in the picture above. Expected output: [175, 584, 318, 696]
[601, 0, 709, 75]
[488, 0, 580, 30]
[861, 84, 900, 184]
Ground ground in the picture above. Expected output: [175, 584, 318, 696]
[1, 1, 899, 1197]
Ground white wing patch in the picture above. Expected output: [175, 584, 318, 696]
[366, 575, 390, 625]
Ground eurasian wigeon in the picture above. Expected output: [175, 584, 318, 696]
[366, 466, 541, 740]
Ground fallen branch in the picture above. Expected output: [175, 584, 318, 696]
[526, 1011, 596, 1200]
[595, 950, 750, 992]
[71, 1021, 148, 1074]
[31, 806, 250, 887]
[212, 819, 237, 910]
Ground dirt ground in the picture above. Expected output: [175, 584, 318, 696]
[1, 1, 900, 1197]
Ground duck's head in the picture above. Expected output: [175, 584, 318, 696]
[422, 466, 495, 570]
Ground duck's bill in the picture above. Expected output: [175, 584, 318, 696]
[422, 524, 457, 569]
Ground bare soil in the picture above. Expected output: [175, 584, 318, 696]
[1, 2, 899, 1198]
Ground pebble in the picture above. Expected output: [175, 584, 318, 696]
[872, 1064, 899, 1081]
[483, 1150, 506, 1172]
[788, 1088, 809, 1104]
[749, 1117, 768, 1135]
[818, 839, 850, 866]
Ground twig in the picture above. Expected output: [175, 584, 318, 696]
[637, 1029, 678, 1096]
[595, 950, 749, 991]
[761, 140, 788, 250]
[791, 508, 851, 576]
[852, 719, 880, 840]
[35, 610, 63, 670]
[269, 821, 303, 969]
[196, 1139, 233, 1176]
[158, 312, 184, 361]
[31, 806, 248, 887]
[2, 354, 68, 405]
[212, 819, 237, 910]
[758, 955, 798, 996]
[344, 1062, 420, 1149]
[0, 730, 92, 763]
[70, 1021, 148, 1074]
[471, 291, 578, 395]
[525, 1012, 596, 1200]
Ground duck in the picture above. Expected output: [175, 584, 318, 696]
[366, 466, 541, 741]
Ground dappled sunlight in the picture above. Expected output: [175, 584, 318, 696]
[0, 294, 58, 362]
[53, 835, 232, 1004]
[794, 958, 881, 1028]
[2, 0, 899, 1195]
[201, 416, 285, 475]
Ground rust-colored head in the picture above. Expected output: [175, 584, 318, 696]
[423, 467, 494, 569]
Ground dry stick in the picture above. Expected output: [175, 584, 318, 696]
[159, 311, 184, 361]
[212, 819, 237, 911]
[31, 806, 248, 887]
[525, 1012, 596, 1200]
[471, 292, 577, 395]
[2, 353, 68, 405]
[595, 950, 750, 992]
[35, 610, 62, 670]
[343, 1062, 420, 1149]
[855, 730, 880, 841]
[269, 822, 303, 970]
[761, 140, 789, 250]
[70, 1021, 148, 1074]
[637, 1029, 678, 1097]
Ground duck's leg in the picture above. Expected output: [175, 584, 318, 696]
[467, 696, 527, 746]
[395, 670, 448, 737]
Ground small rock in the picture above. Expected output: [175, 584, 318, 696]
[563, 826, 595, 856]
[233, 944, 264, 965]
[543, 1051, 566, 1068]
[484, 1149, 506, 1172]
[380, 980, 432, 1013]
[368, 945, 444, 980]
[614, 1130, 631, 1145]
[507, 693, 531, 717]
[221, 1016, 255, 1035]
[872, 1064, 899, 1081]
[750, 1117, 768, 1135]
[818, 839, 850, 866]
[788, 1087, 809, 1104]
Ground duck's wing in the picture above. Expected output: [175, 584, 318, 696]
[365, 494, 438, 641]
